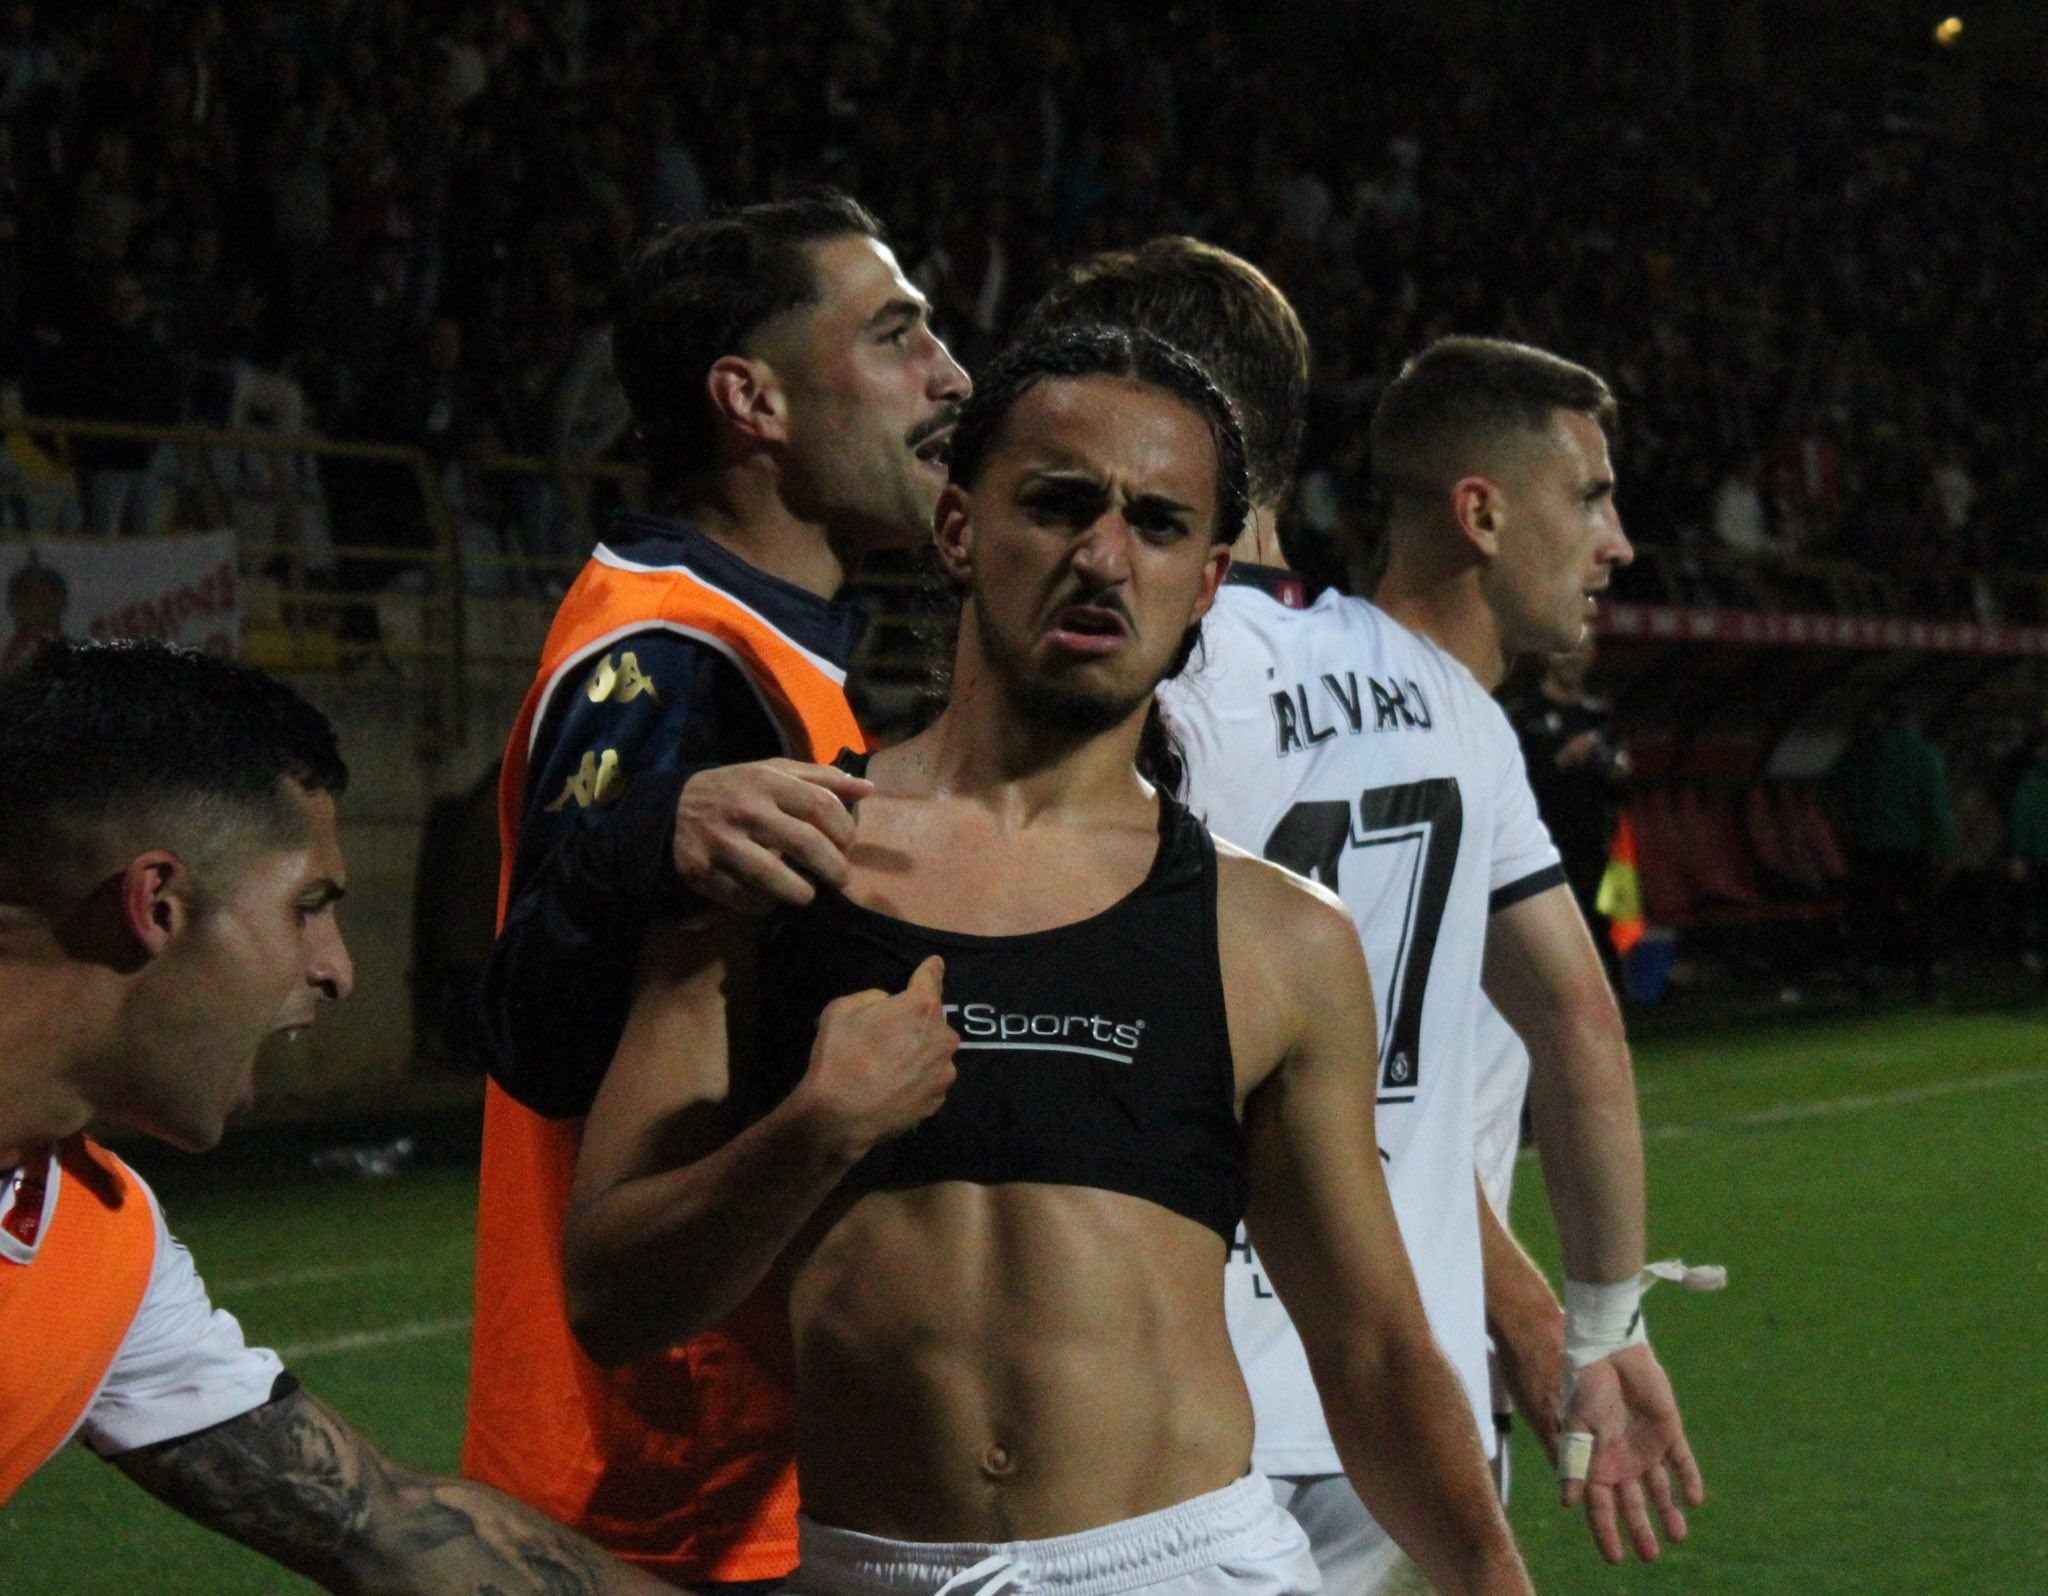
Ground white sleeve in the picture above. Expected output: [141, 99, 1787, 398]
[1484, 699, 1565, 911]
[78, 1178, 288, 1457]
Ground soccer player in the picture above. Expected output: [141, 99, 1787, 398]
[1373, 342, 1721, 1559]
[1028, 246, 1692, 1587]
[560, 327, 1534, 1596]
[1185, 332, 1698, 1585]
[467, 192, 971, 1583]
[0, 638, 672, 1594]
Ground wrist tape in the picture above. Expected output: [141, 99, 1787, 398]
[1564, 1259, 1727, 1372]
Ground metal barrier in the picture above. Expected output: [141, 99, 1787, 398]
[6, 412, 2045, 753]
[0, 415, 645, 757]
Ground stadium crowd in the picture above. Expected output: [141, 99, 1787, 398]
[2, 0, 2045, 609]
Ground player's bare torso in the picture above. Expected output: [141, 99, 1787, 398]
[775, 756, 1326, 1542]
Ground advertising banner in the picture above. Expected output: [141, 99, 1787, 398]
[0, 531, 239, 669]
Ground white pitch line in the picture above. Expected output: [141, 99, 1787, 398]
[219, 1261, 403, 1294]
[280, 1316, 472, 1363]
[1644, 1065, 2048, 1142]
[1515, 1064, 2048, 1163]
[269, 1072, 2048, 1362]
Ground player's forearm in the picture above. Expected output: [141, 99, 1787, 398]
[562, 1092, 858, 1364]
[1477, 1177, 1565, 1458]
[1318, 1332, 1533, 1596]
[349, 1471, 677, 1595]
[116, 1390, 670, 1595]
[1524, 991, 1646, 1282]
[1478, 1178, 1562, 1347]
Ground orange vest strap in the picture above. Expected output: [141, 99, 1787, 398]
[0, 1139, 158, 1504]
[494, 556, 866, 925]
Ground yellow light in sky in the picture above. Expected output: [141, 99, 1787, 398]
[1934, 16, 1964, 47]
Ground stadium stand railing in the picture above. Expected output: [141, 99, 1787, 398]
[0, 415, 648, 756]
[6, 413, 2045, 773]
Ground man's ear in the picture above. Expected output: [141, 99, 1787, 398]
[1189, 542, 1231, 625]
[118, 852, 192, 957]
[933, 482, 975, 588]
[705, 356, 789, 446]
[1448, 475, 1503, 560]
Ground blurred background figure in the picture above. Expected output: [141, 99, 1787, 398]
[49, 272, 183, 535]
[1829, 704, 1957, 1000]
[1506, 636, 1631, 988]
[2008, 721, 2048, 987]
[1, 554, 61, 667]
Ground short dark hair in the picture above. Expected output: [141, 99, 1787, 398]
[612, 189, 884, 501]
[1370, 336, 1618, 513]
[0, 639, 348, 904]
[951, 324, 1251, 547]
[1020, 237, 1310, 511]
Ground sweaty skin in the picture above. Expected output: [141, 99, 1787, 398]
[570, 764, 1517, 1584]
[780, 781, 1255, 1538]
[566, 370, 1528, 1593]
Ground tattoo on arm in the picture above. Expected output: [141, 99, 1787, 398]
[112, 1389, 655, 1594]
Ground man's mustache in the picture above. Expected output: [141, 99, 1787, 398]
[908, 407, 962, 450]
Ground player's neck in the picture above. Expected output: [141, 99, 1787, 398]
[1226, 504, 1287, 571]
[680, 465, 853, 600]
[0, 958, 100, 1167]
[889, 658, 1153, 825]
[1375, 544, 1508, 689]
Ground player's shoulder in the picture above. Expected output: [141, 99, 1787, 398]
[534, 626, 753, 758]
[546, 624, 732, 699]
[1213, 836, 1363, 961]
[1371, 611, 1518, 732]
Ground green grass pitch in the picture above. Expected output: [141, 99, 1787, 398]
[5, 1002, 2043, 1593]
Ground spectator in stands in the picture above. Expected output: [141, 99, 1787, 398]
[1711, 452, 1772, 554]
[1506, 636, 1631, 985]
[1, 555, 62, 668]
[1930, 440, 1976, 544]
[47, 271, 184, 536]
[1829, 704, 1958, 1001]
[2009, 729, 2048, 986]
[0, 2, 2039, 612]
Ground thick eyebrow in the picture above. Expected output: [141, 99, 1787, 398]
[863, 295, 928, 334]
[1018, 470, 1199, 523]
[1124, 489, 1199, 523]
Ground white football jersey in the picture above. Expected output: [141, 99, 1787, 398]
[1162, 580, 1561, 1474]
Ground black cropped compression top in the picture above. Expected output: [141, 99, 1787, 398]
[744, 777, 1247, 1242]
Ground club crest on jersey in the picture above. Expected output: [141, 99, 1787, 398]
[0, 1150, 55, 1265]
[1270, 672, 1433, 756]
